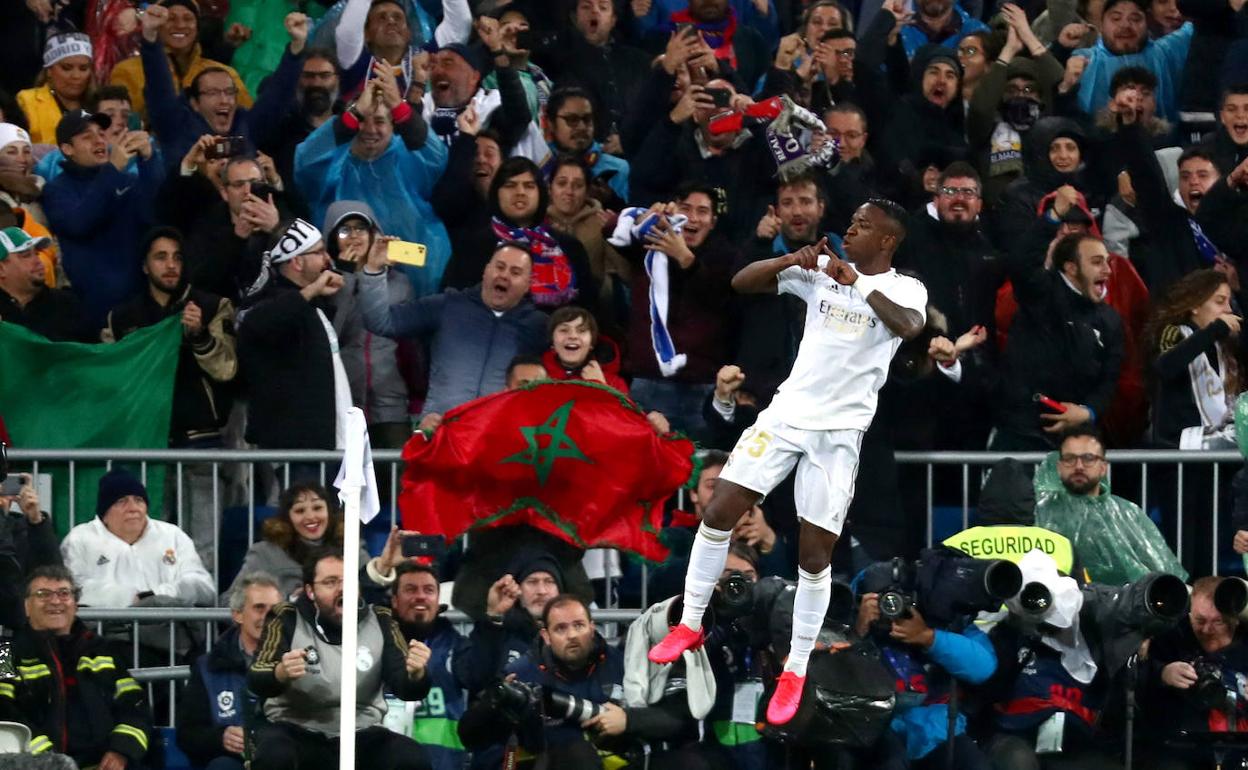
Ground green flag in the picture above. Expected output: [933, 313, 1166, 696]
[0, 316, 182, 532]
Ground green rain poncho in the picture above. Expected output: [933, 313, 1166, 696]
[1034, 452, 1188, 585]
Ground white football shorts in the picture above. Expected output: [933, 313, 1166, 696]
[718, 407, 864, 535]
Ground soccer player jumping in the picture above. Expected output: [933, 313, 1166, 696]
[648, 199, 927, 725]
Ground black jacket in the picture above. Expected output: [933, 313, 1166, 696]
[1144, 616, 1248, 737]
[994, 216, 1124, 444]
[628, 69, 777, 241]
[1147, 318, 1248, 447]
[1, 620, 153, 767]
[0, 286, 92, 342]
[894, 211, 1002, 339]
[540, 32, 653, 140]
[0, 511, 63, 628]
[237, 274, 337, 449]
[1117, 122, 1211, 295]
[106, 284, 237, 444]
[993, 117, 1106, 246]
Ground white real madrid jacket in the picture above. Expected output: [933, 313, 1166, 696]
[61, 517, 216, 607]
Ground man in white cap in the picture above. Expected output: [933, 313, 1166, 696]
[0, 225, 89, 341]
[236, 218, 350, 451]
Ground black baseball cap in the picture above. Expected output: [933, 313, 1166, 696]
[55, 109, 112, 147]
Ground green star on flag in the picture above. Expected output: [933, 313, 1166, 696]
[500, 400, 592, 485]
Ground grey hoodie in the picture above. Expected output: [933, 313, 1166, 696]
[326, 200, 414, 425]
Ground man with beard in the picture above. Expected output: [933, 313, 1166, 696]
[459, 595, 624, 767]
[104, 227, 237, 560]
[1033, 426, 1184, 584]
[259, 50, 343, 208]
[178, 573, 283, 770]
[236, 218, 346, 450]
[542, 87, 629, 203]
[389, 563, 488, 770]
[430, 108, 504, 280]
[737, 175, 838, 401]
[0, 225, 90, 341]
[899, 0, 989, 60]
[991, 194, 1123, 451]
[895, 164, 999, 350]
[140, 5, 310, 170]
[296, 60, 450, 297]
[1067, 0, 1193, 124]
[421, 40, 545, 160]
[249, 549, 434, 770]
[162, 151, 285, 303]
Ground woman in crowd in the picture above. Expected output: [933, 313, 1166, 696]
[1144, 268, 1248, 449]
[442, 156, 597, 313]
[17, 33, 97, 145]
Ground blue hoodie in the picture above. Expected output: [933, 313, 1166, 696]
[1072, 22, 1193, 124]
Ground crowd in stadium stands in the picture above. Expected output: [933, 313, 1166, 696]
[7, 0, 1248, 766]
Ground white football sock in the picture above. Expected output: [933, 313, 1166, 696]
[677, 522, 733, 632]
[785, 565, 832, 676]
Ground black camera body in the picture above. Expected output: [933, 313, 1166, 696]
[1191, 658, 1229, 711]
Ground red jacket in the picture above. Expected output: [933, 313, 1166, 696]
[542, 337, 631, 394]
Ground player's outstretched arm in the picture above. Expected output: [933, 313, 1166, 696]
[731, 238, 826, 294]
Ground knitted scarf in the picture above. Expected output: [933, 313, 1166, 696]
[491, 217, 578, 307]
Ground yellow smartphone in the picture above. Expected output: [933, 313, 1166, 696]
[387, 240, 427, 267]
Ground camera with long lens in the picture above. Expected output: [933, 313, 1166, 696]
[1190, 658, 1229, 711]
[1016, 582, 1053, 616]
[545, 691, 602, 722]
[860, 548, 1023, 631]
[714, 570, 756, 621]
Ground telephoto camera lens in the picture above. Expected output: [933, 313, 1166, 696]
[1018, 582, 1053, 615]
[546, 692, 603, 722]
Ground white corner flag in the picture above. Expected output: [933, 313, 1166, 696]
[333, 407, 381, 769]
[335, 407, 381, 523]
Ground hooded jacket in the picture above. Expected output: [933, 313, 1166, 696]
[42, 155, 166, 328]
[296, 109, 451, 298]
[1071, 23, 1193, 124]
[994, 117, 1099, 244]
[862, 35, 967, 195]
[327, 200, 416, 426]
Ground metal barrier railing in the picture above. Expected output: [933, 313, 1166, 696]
[14, 447, 1246, 727]
[74, 607, 646, 728]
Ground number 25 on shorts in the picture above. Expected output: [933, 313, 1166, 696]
[738, 428, 773, 458]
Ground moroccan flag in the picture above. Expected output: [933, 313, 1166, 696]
[399, 381, 697, 561]
[0, 316, 182, 531]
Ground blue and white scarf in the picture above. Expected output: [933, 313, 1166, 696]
[608, 208, 689, 377]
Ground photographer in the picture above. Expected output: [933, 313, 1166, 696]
[979, 550, 1188, 770]
[1143, 576, 1248, 769]
[623, 542, 772, 769]
[459, 594, 624, 769]
[852, 556, 998, 770]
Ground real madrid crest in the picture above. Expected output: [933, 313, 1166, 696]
[357, 646, 374, 672]
[162, 549, 177, 566]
